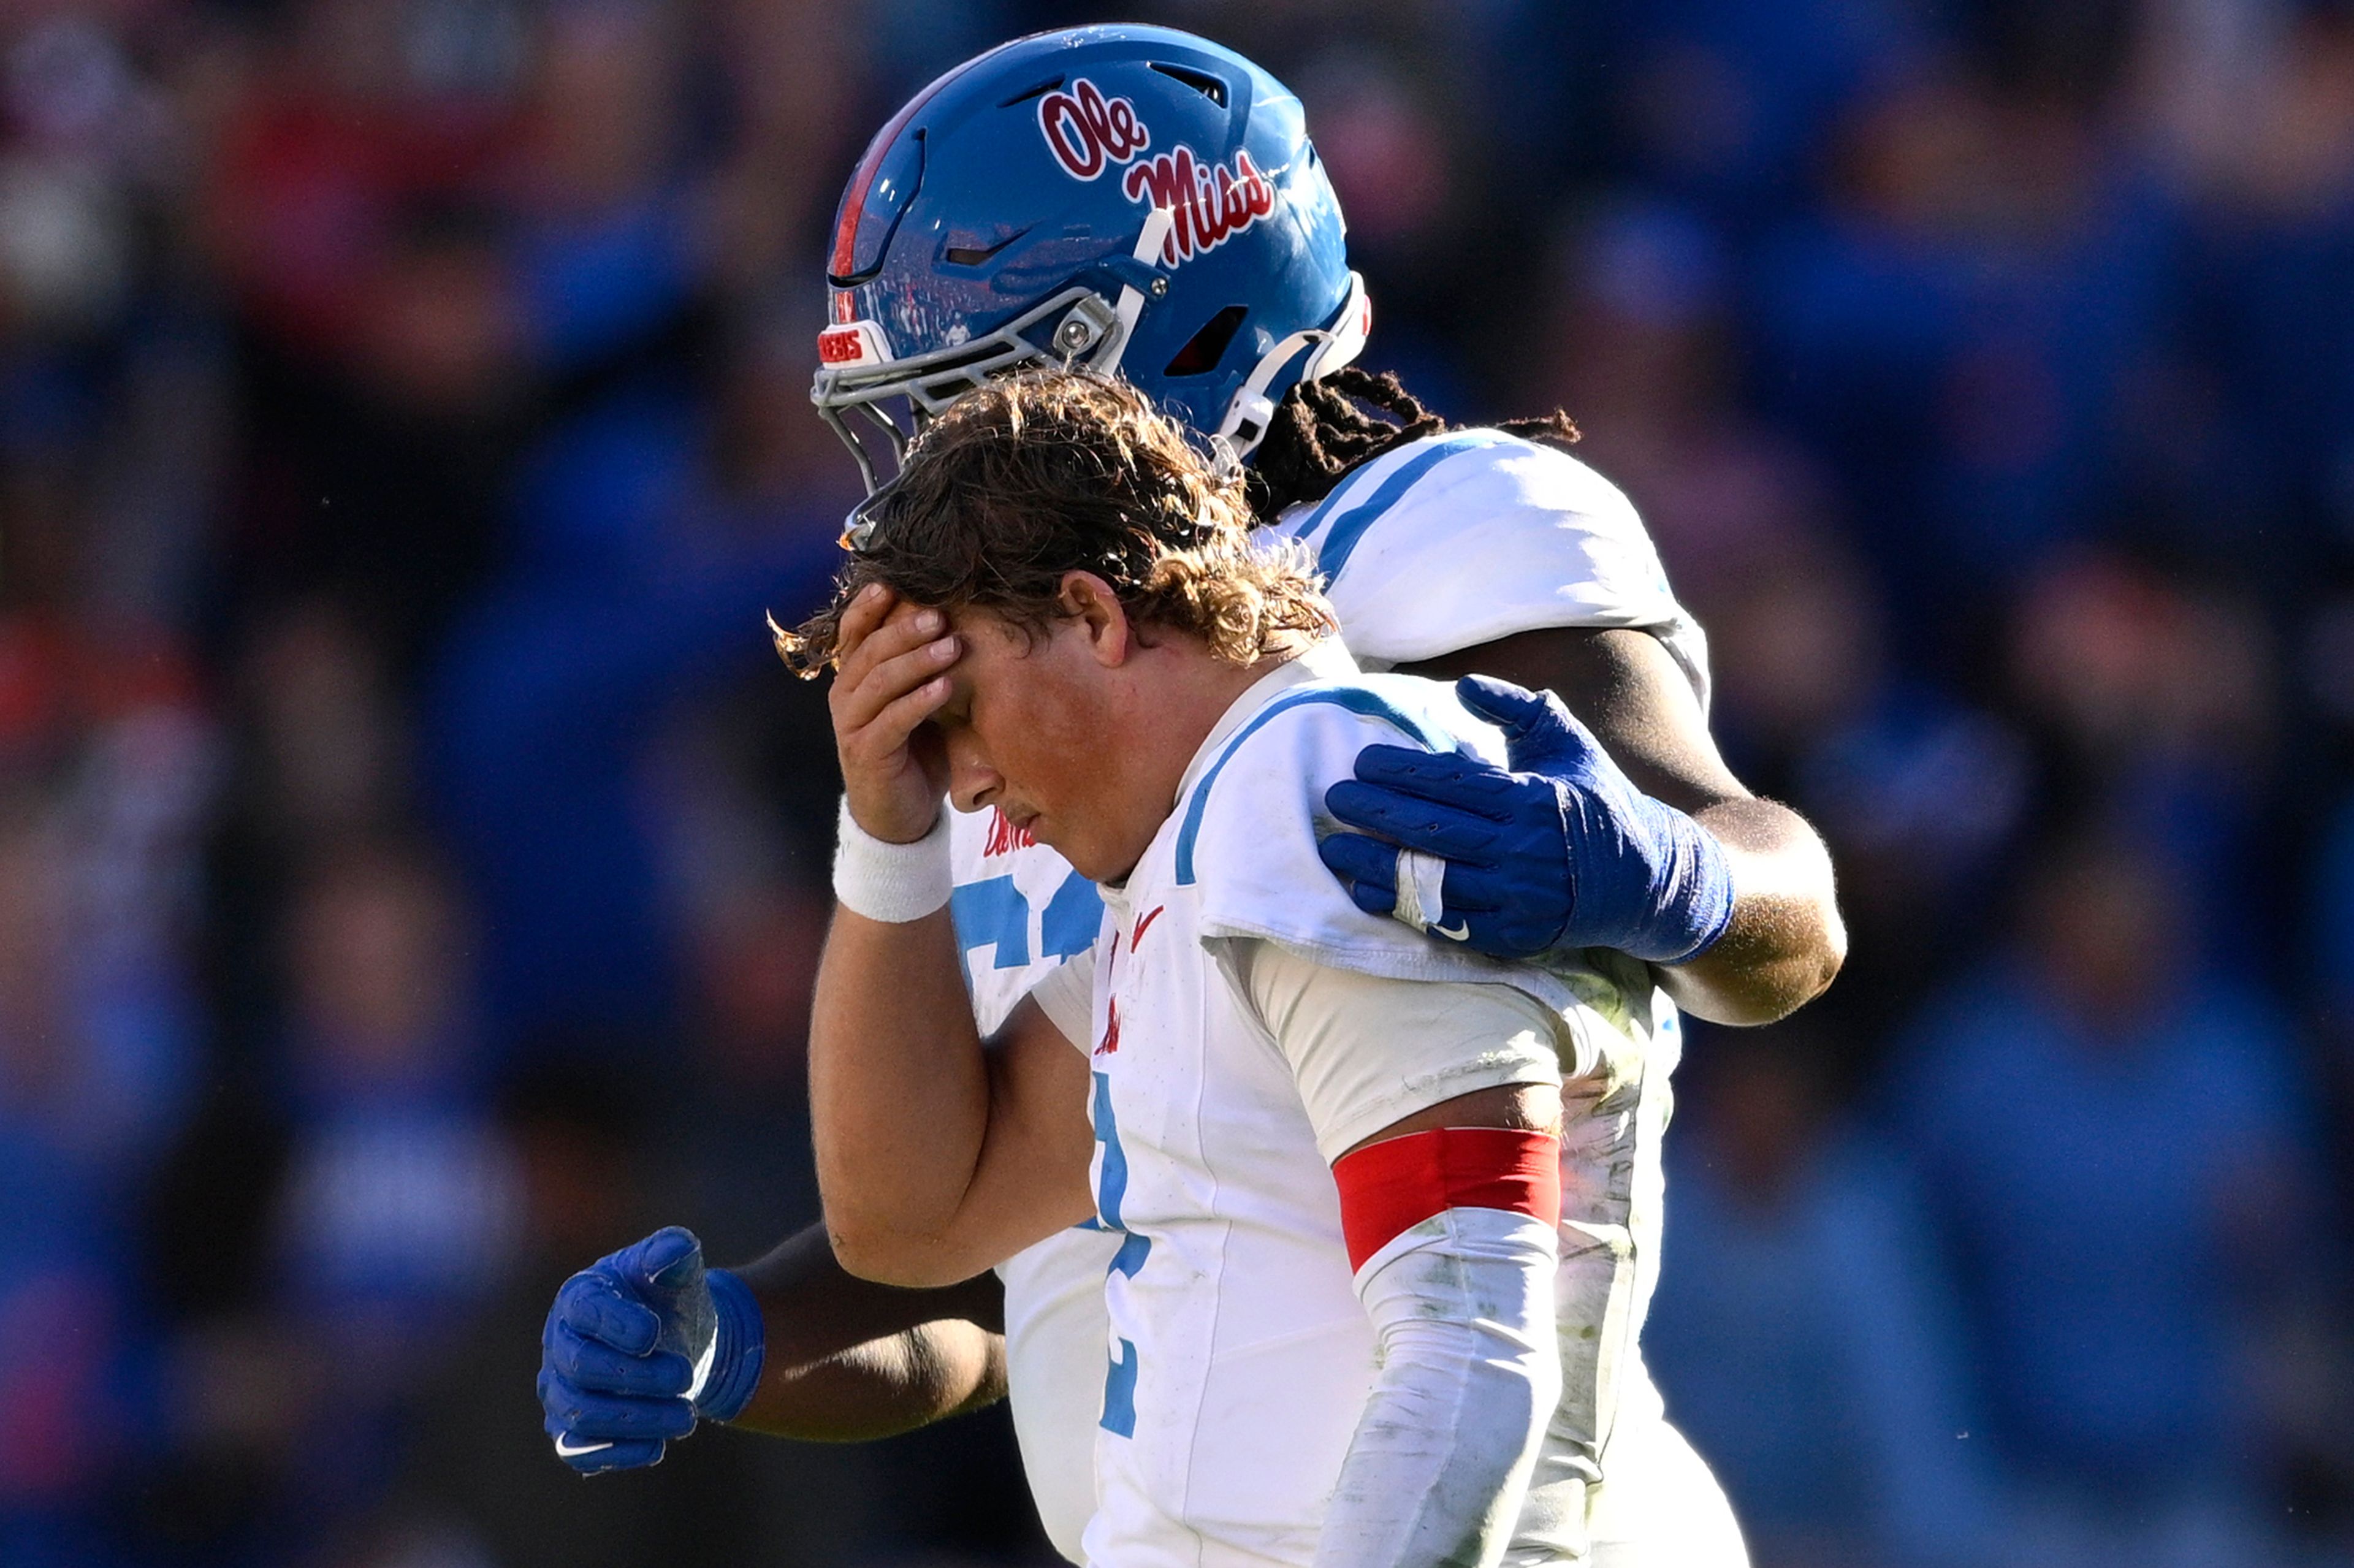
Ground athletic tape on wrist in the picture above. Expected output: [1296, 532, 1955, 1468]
[1645, 816, 1737, 964]
[832, 796, 953, 923]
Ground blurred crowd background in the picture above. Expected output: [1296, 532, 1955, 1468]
[3, 0, 2352, 1564]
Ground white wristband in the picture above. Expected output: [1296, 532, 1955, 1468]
[833, 796, 953, 923]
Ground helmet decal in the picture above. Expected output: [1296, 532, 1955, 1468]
[1035, 77, 1273, 265]
[1038, 79, 1151, 181]
[817, 321, 894, 367]
[1124, 147, 1274, 265]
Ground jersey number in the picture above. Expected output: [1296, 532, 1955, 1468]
[950, 870, 1102, 975]
[1092, 1070, 1151, 1437]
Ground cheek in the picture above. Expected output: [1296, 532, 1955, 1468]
[985, 676, 1111, 799]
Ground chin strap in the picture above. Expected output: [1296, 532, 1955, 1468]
[1092, 208, 1179, 379]
[1212, 270, 1373, 473]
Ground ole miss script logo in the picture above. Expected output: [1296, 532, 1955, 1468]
[1038, 79, 1149, 178]
[1037, 78, 1275, 266]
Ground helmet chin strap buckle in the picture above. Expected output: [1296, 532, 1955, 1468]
[1052, 295, 1119, 358]
[1224, 390, 1278, 453]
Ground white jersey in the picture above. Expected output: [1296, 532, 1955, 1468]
[953, 430, 1705, 1035]
[1062, 646, 1609, 1568]
[1262, 428, 1708, 707]
[945, 432, 1734, 1565]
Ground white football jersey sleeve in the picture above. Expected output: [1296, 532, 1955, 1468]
[1271, 430, 1710, 709]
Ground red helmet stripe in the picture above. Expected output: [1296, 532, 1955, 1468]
[829, 36, 1032, 283]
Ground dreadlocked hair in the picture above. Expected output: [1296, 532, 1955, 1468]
[1246, 365, 1583, 522]
[779, 369, 1335, 677]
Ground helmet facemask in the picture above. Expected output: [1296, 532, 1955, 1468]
[815, 254, 1369, 493]
[813, 284, 1133, 492]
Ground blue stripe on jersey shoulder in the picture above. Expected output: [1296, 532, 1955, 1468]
[1174, 685, 1453, 886]
[1302, 431, 1525, 584]
[1280, 438, 1393, 545]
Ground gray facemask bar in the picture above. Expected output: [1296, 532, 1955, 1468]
[812, 286, 1128, 493]
[815, 210, 1178, 494]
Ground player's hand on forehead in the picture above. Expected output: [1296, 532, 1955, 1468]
[832, 583, 956, 691]
[828, 584, 962, 845]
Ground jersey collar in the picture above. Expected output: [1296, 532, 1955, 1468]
[1173, 637, 1358, 807]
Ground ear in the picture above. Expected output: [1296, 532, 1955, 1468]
[1057, 572, 1135, 668]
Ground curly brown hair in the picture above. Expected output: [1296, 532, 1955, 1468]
[780, 370, 1335, 674]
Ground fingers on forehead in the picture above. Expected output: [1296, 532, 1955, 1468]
[855, 604, 944, 661]
[836, 582, 899, 641]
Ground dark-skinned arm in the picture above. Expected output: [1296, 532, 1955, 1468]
[1402, 625, 1845, 1026]
[724, 1222, 1007, 1441]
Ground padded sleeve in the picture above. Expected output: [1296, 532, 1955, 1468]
[1312, 1193, 1561, 1568]
[1230, 940, 1565, 1163]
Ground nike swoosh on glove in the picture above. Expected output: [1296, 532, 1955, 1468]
[1317, 674, 1735, 965]
[539, 1226, 766, 1474]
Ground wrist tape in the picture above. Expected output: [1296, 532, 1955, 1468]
[832, 796, 953, 923]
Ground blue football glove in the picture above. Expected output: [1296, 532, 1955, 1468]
[1319, 674, 1736, 965]
[539, 1226, 766, 1475]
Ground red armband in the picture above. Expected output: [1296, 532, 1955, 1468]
[1331, 1127, 1561, 1273]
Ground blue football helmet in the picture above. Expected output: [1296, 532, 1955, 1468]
[812, 25, 1369, 490]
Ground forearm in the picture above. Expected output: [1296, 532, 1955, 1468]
[751, 1327, 1005, 1442]
[1316, 1209, 1560, 1568]
[1412, 626, 1845, 1026]
[728, 1224, 1007, 1441]
[807, 588, 1097, 1287]
[808, 902, 994, 1276]
[810, 905, 1096, 1284]
[1299, 1070, 1564, 1566]
[1658, 795, 1845, 1026]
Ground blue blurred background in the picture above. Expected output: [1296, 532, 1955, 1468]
[1, 1, 2350, 1564]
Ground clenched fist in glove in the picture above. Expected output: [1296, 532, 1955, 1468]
[539, 1227, 766, 1474]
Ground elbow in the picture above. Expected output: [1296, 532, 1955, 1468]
[813, 1157, 980, 1288]
[1810, 905, 1848, 997]
[1732, 932, 1846, 1026]
[1670, 911, 1846, 1027]
[1780, 894, 1848, 1015]
[825, 1220, 975, 1290]
[1754, 839, 1849, 1018]
[1769, 905, 1848, 1021]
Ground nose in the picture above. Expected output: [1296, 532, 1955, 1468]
[945, 730, 1000, 815]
